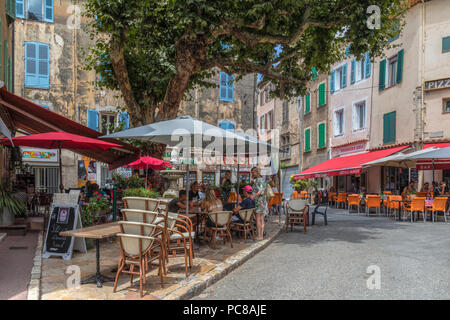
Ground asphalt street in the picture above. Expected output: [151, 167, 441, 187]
[194, 210, 450, 300]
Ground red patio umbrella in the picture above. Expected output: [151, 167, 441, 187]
[0, 131, 122, 192]
[124, 156, 172, 187]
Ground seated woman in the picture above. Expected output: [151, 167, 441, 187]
[201, 187, 223, 228]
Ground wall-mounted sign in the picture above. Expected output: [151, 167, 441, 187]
[424, 78, 450, 91]
[332, 142, 366, 157]
[21, 147, 58, 162]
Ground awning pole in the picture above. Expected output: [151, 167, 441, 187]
[58, 142, 64, 193]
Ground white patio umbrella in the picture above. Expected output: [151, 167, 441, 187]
[102, 116, 276, 215]
[363, 148, 438, 168]
[403, 146, 450, 183]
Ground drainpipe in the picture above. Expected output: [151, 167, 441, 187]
[420, 0, 426, 147]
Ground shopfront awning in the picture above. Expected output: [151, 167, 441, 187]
[416, 143, 450, 170]
[0, 86, 139, 169]
[294, 146, 409, 179]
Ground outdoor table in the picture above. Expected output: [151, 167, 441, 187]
[60, 222, 120, 288]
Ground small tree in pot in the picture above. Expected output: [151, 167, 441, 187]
[0, 184, 26, 226]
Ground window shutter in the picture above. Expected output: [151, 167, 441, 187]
[120, 112, 130, 130]
[341, 64, 347, 88]
[350, 59, 356, 84]
[318, 83, 325, 107]
[443, 36, 450, 53]
[44, 0, 54, 22]
[87, 109, 99, 131]
[219, 72, 227, 100]
[390, 111, 396, 143]
[16, 0, 24, 18]
[330, 70, 335, 93]
[25, 43, 37, 87]
[318, 123, 325, 148]
[364, 52, 371, 78]
[304, 129, 311, 152]
[396, 49, 404, 84]
[228, 75, 234, 102]
[379, 59, 386, 91]
[383, 113, 389, 144]
[352, 105, 357, 131]
[4, 41, 7, 84]
[38, 44, 49, 88]
[305, 93, 310, 114]
[7, 56, 11, 91]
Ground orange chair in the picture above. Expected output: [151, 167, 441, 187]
[300, 191, 308, 199]
[365, 195, 381, 216]
[387, 195, 402, 219]
[382, 191, 392, 211]
[228, 192, 242, 203]
[328, 192, 337, 206]
[336, 193, 347, 209]
[292, 191, 299, 199]
[347, 194, 361, 214]
[428, 197, 448, 223]
[269, 192, 283, 215]
[403, 197, 426, 222]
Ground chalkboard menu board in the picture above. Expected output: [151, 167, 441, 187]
[42, 204, 80, 260]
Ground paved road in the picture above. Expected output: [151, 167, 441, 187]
[195, 210, 450, 300]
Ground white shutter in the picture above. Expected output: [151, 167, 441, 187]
[352, 105, 357, 131]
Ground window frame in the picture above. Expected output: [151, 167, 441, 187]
[352, 98, 367, 132]
[99, 112, 117, 135]
[219, 71, 234, 102]
[442, 98, 450, 114]
[387, 55, 398, 88]
[333, 106, 345, 137]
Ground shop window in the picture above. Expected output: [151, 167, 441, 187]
[32, 166, 59, 194]
[353, 100, 366, 131]
[334, 108, 344, 136]
[443, 98, 450, 114]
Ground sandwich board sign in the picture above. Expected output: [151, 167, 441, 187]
[42, 199, 86, 260]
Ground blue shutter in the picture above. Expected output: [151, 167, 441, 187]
[330, 70, 335, 93]
[342, 64, 347, 88]
[345, 45, 351, 57]
[219, 72, 227, 100]
[25, 43, 38, 87]
[120, 112, 130, 130]
[44, 0, 54, 23]
[87, 109, 99, 131]
[227, 75, 234, 102]
[38, 43, 49, 88]
[364, 52, 371, 78]
[40, 105, 49, 109]
[350, 59, 356, 84]
[16, 0, 24, 18]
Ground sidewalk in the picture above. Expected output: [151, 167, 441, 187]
[0, 231, 39, 300]
[39, 216, 283, 300]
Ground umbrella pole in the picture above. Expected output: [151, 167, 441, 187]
[433, 159, 435, 185]
[236, 163, 240, 207]
[186, 163, 190, 216]
[58, 144, 64, 193]
[145, 164, 148, 188]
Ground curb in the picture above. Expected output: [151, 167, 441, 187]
[27, 231, 43, 300]
[162, 222, 284, 300]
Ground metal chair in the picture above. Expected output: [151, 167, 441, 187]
[285, 199, 307, 233]
[312, 195, 328, 226]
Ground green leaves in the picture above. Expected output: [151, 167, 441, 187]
[0, 184, 26, 216]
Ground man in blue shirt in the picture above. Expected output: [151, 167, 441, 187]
[232, 185, 255, 223]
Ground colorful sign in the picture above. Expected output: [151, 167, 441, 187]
[21, 148, 58, 162]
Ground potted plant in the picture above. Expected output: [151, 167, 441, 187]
[123, 187, 160, 199]
[82, 192, 110, 249]
[0, 184, 26, 226]
[289, 176, 308, 193]
[308, 180, 320, 204]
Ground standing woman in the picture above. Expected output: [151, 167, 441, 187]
[250, 167, 268, 240]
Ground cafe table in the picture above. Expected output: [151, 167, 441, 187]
[60, 222, 120, 288]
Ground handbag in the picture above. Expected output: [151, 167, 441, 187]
[266, 184, 274, 200]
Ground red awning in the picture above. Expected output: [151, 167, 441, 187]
[0, 86, 139, 169]
[294, 146, 409, 179]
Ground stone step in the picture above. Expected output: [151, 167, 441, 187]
[0, 224, 27, 236]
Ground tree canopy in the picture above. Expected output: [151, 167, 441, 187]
[83, 0, 406, 128]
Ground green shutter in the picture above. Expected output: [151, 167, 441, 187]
[396, 49, 404, 84]
[0, 18, 2, 82]
[318, 83, 325, 107]
[318, 123, 325, 148]
[4, 41, 8, 85]
[305, 92, 310, 114]
[379, 59, 386, 91]
[304, 128, 311, 151]
[383, 111, 396, 144]
[442, 36, 450, 53]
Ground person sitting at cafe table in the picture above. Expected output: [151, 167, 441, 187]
[201, 187, 224, 236]
[420, 182, 430, 193]
[168, 189, 187, 213]
[402, 181, 416, 198]
[189, 181, 202, 207]
[231, 185, 255, 223]
[433, 181, 447, 197]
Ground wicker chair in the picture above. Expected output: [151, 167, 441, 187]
[113, 221, 165, 298]
[165, 212, 195, 277]
[285, 199, 307, 233]
[204, 211, 233, 249]
[123, 197, 159, 211]
[230, 209, 255, 243]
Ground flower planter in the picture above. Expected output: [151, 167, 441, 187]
[0, 208, 15, 226]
